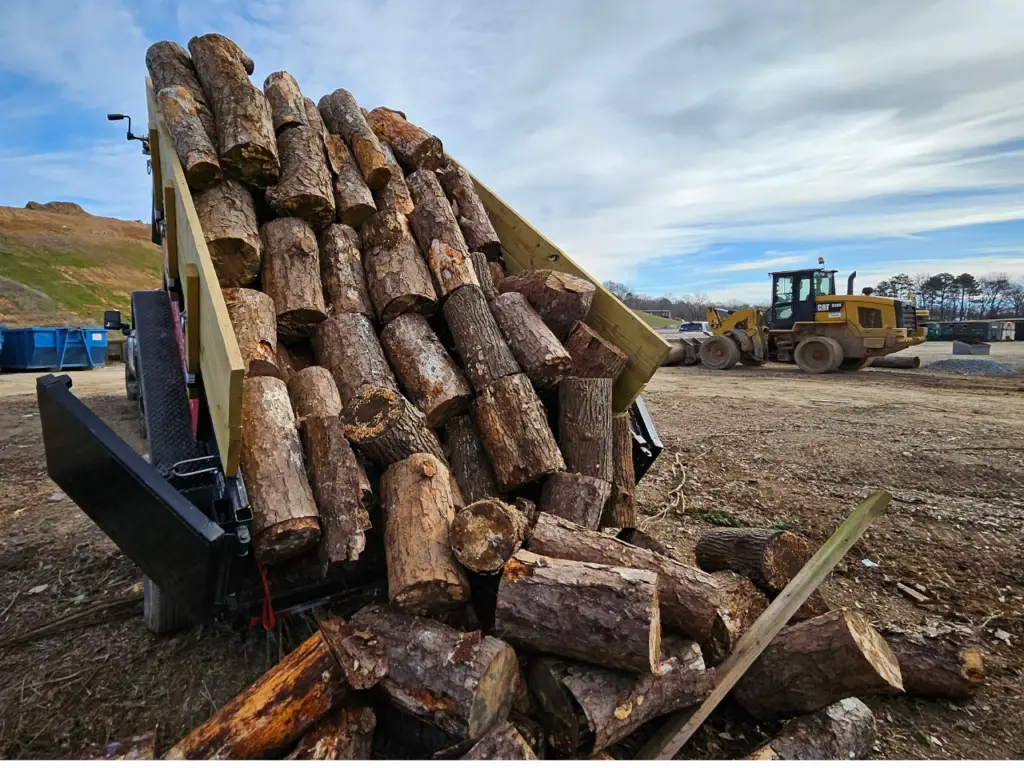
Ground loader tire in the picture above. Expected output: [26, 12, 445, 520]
[701, 336, 741, 370]
[143, 576, 192, 634]
[739, 353, 765, 367]
[839, 356, 871, 371]
[794, 336, 843, 374]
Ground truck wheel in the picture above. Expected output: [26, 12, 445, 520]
[839, 357, 870, 371]
[701, 336, 741, 370]
[143, 576, 192, 634]
[739, 353, 765, 367]
[794, 337, 843, 374]
[125, 360, 139, 401]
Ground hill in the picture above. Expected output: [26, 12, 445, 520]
[0, 203, 161, 326]
[636, 310, 678, 328]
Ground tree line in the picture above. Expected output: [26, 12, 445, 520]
[602, 282, 763, 321]
[872, 272, 1024, 321]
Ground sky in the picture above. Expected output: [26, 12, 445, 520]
[0, 0, 1022, 304]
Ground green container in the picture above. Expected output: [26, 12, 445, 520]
[926, 323, 942, 341]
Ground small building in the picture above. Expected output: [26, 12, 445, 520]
[937, 319, 1023, 342]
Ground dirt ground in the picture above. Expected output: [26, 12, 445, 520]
[1, 362, 1022, 758]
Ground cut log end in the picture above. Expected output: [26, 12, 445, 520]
[450, 499, 529, 574]
[468, 644, 520, 739]
[254, 517, 322, 563]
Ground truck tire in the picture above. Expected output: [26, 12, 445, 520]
[125, 359, 139, 401]
[839, 357, 871, 371]
[701, 336, 741, 370]
[143, 576, 192, 634]
[794, 337, 843, 374]
[739, 353, 765, 367]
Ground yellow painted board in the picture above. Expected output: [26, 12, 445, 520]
[183, 262, 201, 378]
[470, 175, 671, 412]
[162, 181, 179, 282]
[146, 78, 244, 475]
[149, 125, 163, 215]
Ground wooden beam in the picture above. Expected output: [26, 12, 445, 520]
[149, 125, 163, 215]
[162, 181, 179, 282]
[635, 490, 893, 760]
[183, 262, 201, 385]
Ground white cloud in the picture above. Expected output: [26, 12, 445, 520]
[717, 255, 803, 273]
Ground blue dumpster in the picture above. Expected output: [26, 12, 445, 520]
[0, 327, 108, 371]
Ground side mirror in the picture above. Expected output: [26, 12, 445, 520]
[103, 309, 130, 334]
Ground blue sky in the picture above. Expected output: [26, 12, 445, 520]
[0, 0, 1022, 303]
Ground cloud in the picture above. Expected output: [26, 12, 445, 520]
[717, 255, 803, 273]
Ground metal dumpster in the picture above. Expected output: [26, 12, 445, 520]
[0, 326, 107, 371]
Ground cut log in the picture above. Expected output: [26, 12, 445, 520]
[499, 270, 596, 342]
[444, 414, 499, 504]
[344, 387, 444, 468]
[538, 472, 612, 531]
[78, 732, 157, 760]
[313, 312, 397, 410]
[616, 528, 676, 558]
[472, 252, 498, 300]
[157, 85, 221, 190]
[146, 40, 217, 147]
[362, 229, 438, 325]
[601, 413, 636, 528]
[367, 107, 443, 171]
[263, 71, 308, 134]
[349, 603, 519, 739]
[406, 170, 478, 297]
[223, 288, 280, 378]
[559, 377, 613, 482]
[287, 365, 341, 421]
[276, 343, 296, 383]
[732, 608, 904, 719]
[708, 570, 770, 654]
[265, 121, 335, 230]
[322, 133, 376, 228]
[475, 373, 565, 491]
[495, 550, 660, 673]
[490, 292, 571, 389]
[380, 453, 468, 612]
[188, 34, 279, 187]
[360, 209, 409, 250]
[881, 631, 984, 699]
[194, 180, 261, 287]
[437, 160, 502, 260]
[374, 143, 415, 215]
[318, 223, 374, 318]
[316, 614, 389, 690]
[489, 260, 506, 289]
[380, 312, 472, 427]
[444, 285, 521, 392]
[285, 706, 375, 760]
[241, 376, 321, 563]
[746, 697, 876, 760]
[449, 499, 529, 574]
[462, 721, 537, 760]
[260, 218, 328, 340]
[318, 90, 390, 190]
[165, 631, 345, 759]
[563, 321, 629, 381]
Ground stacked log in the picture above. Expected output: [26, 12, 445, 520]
[499, 270, 596, 342]
[146, 41, 217, 147]
[367, 107, 444, 171]
[156, 85, 221, 190]
[318, 223, 375, 317]
[318, 89, 390, 189]
[194, 180, 261, 287]
[406, 170, 479, 298]
[260, 218, 328, 340]
[437, 159, 502, 259]
[360, 210, 438, 323]
[223, 288, 280, 378]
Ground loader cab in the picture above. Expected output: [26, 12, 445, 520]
[769, 269, 836, 331]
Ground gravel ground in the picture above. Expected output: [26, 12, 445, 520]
[924, 358, 1012, 375]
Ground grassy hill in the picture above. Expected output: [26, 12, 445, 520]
[0, 203, 161, 326]
[636, 310, 678, 328]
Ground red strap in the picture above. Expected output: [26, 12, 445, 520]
[257, 561, 276, 630]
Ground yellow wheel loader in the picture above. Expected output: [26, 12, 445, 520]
[701, 269, 926, 374]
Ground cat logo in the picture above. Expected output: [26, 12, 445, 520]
[816, 302, 845, 313]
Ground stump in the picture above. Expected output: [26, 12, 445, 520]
[223, 288, 280, 378]
[443, 414, 499, 504]
[194, 180, 261, 287]
[344, 386, 444, 468]
[287, 365, 341, 421]
[313, 312, 397, 411]
[318, 224, 374, 318]
[380, 312, 472, 427]
[350, 603, 519, 739]
[323, 133, 376, 228]
[318, 90, 390, 190]
[285, 706, 376, 760]
[732, 608, 904, 719]
[475, 374, 565, 491]
[443, 285, 521, 392]
[362, 223, 438, 324]
[499, 270, 596, 342]
[601, 413, 636, 528]
[881, 631, 984, 699]
[746, 698, 876, 760]
[406, 170, 478, 297]
[495, 550, 660, 674]
[472, 252, 498, 300]
[145, 40, 217, 147]
[374, 143, 415, 215]
[367, 107, 443, 171]
[461, 721, 537, 761]
[563, 321, 629, 381]
[559, 377, 613, 482]
[260, 218, 328, 340]
[449, 499, 529, 574]
[538, 472, 612, 530]
[265, 120, 335, 230]
[157, 86, 221, 190]
[263, 71, 307, 134]
[437, 160, 502, 260]
[490, 292, 571, 389]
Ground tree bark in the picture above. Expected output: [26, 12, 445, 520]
[601, 413, 636, 528]
[263, 71, 308, 134]
[437, 160, 502, 260]
[318, 90, 390, 190]
[461, 721, 537, 760]
[474, 373, 565, 491]
[489, 261, 506, 289]
[313, 312, 397, 411]
[146, 40, 217, 148]
[265, 121, 335, 231]
[285, 706, 375, 760]
[380, 312, 472, 427]
[287, 365, 341, 421]
[321, 132, 376, 228]
[343, 386, 444, 468]
[616, 527, 676, 558]
[362, 222, 438, 324]
[374, 143, 415, 215]
[316, 614, 390, 690]
[443, 285, 521, 392]
[367, 107, 444, 171]
[223, 288, 280, 378]
[406, 170, 479, 297]
[746, 698, 876, 760]
[499, 270, 596, 342]
[276, 343, 296, 383]
[165, 631, 345, 759]
[558, 377, 613, 481]
[188, 34, 279, 187]
[538, 472, 612, 531]
[880, 631, 984, 699]
[194, 180, 261, 287]
[495, 550, 661, 674]
[449, 499, 529, 574]
[472, 252, 498, 300]
[349, 603, 519, 739]
[695, 528, 814, 593]
[157, 86, 221, 190]
[733, 608, 904, 719]
[260, 218, 328, 340]
[490, 292, 571, 389]
[564, 321, 629, 381]
[318, 223, 374, 318]
[443, 414, 499, 504]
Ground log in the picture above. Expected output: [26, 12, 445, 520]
[318, 223, 374, 318]
[472, 252, 498, 300]
[746, 698, 876, 760]
[490, 292, 571, 389]
[344, 386, 444, 467]
[374, 143, 415, 215]
[165, 631, 345, 759]
[276, 343, 296, 383]
[367, 107, 444, 171]
[157, 85, 221, 190]
[559, 377, 613, 482]
[443, 285, 521, 392]
[287, 365, 341, 421]
[449, 499, 529, 574]
[616, 528, 676, 558]
[461, 721, 537, 760]
[78, 732, 157, 760]
[241, 376, 321, 563]
[437, 160, 502, 259]
[406, 170, 478, 297]
[495, 550, 660, 673]
[362, 225, 438, 324]
[870, 355, 920, 369]
[349, 603, 519, 739]
[732, 608, 904, 719]
[263, 71, 308, 134]
[316, 614, 389, 690]
[360, 208, 410, 250]
[260, 218, 328, 340]
[444, 414, 499, 504]
[380, 312, 472, 427]
[489, 260, 506, 289]
[223, 288, 281, 378]
[265, 120, 335, 230]
[601, 413, 636, 528]
[322, 133, 376, 228]
[380, 453, 468, 612]
[499, 270, 596, 342]
[475, 373, 565, 491]
[318, 90, 390, 190]
[880, 631, 984, 699]
[285, 706, 375, 760]
[194, 180, 261, 287]
[145, 40, 216, 147]
[563, 321, 629, 381]
[313, 312, 397, 410]
[538, 472, 612, 531]
[188, 34, 279, 187]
